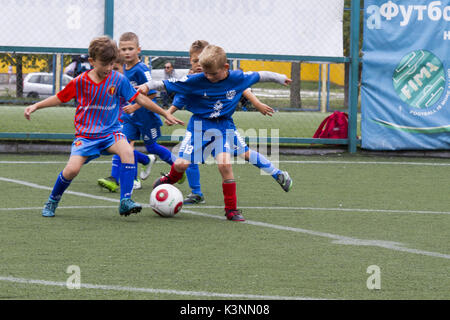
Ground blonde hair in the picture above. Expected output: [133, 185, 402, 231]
[88, 36, 118, 63]
[119, 32, 140, 47]
[189, 40, 209, 56]
[198, 44, 227, 70]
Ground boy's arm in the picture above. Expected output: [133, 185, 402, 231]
[134, 93, 184, 126]
[24, 95, 63, 120]
[242, 89, 274, 116]
[164, 105, 180, 125]
[167, 105, 179, 114]
[257, 71, 292, 86]
[137, 80, 165, 95]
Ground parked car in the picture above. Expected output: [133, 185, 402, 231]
[150, 57, 190, 81]
[23, 72, 73, 98]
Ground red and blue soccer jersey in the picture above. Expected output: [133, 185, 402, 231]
[57, 70, 139, 138]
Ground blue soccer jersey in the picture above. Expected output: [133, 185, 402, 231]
[164, 70, 260, 121]
[167, 70, 259, 163]
[57, 70, 139, 138]
[120, 61, 162, 128]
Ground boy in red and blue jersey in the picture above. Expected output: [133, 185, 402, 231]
[98, 32, 184, 193]
[24, 36, 183, 218]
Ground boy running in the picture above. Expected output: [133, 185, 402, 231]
[24, 36, 183, 217]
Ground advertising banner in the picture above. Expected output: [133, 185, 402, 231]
[361, 0, 450, 150]
[114, 0, 344, 57]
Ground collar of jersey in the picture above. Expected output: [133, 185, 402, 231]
[85, 70, 113, 86]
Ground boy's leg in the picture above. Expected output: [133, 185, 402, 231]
[43, 155, 85, 217]
[184, 163, 205, 204]
[145, 141, 174, 166]
[107, 139, 142, 216]
[152, 158, 189, 188]
[216, 152, 244, 222]
[244, 150, 293, 192]
[144, 141, 186, 184]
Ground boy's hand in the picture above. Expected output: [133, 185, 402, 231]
[284, 78, 292, 86]
[122, 103, 141, 114]
[164, 114, 184, 126]
[24, 105, 37, 120]
[255, 103, 274, 116]
[137, 84, 150, 95]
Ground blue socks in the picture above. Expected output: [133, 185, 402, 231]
[111, 151, 150, 182]
[145, 142, 174, 165]
[111, 155, 121, 182]
[134, 150, 150, 166]
[248, 150, 281, 179]
[186, 163, 203, 196]
[49, 171, 72, 202]
[110, 143, 173, 183]
[119, 163, 136, 199]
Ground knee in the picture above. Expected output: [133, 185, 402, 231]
[120, 146, 135, 164]
[63, 164, 81, 180]
[174, 158, 190, 172]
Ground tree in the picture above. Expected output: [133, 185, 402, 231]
[0, 53, 52, 98]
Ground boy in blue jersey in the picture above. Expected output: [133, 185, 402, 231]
[166, 40, 293, 205]
[138, 44, 291, 221]
[24, 36, 184, 218]
[97, 32, 184, 193]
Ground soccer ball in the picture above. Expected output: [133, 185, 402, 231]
[150, 184, 183, 217]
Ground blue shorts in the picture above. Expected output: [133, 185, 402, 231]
[178, 119, 248, 164]
[71, 132, 127, 164]
[122, 120, 161, 145]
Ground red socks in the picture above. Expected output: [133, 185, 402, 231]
[222, 180, 237, 211]
[168, 164, 184, 183]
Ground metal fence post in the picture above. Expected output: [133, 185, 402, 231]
[348, 0, 361, 153]
[104, 0, 114, 38]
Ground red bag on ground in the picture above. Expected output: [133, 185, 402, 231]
[313, 111, 348, 139]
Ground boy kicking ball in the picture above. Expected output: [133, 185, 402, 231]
[138, 44, 291, 221]
[24, 36, 183, 217]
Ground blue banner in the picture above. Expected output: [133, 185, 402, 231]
[361, 0, 450, 150]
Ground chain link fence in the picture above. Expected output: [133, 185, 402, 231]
[0, 0, 361, 146]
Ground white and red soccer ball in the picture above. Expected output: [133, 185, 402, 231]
[150, 184, 183, 217]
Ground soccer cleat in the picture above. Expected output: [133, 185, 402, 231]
[133, 178, 142, 190]
[276, 171, 293, 192]
[152, 172, 174, 189]
[98, 176, 119, 193]
[225, 209, 245, 222]
[140, 154, 156, 180]
[119, 198, 142, 216]
[42, 198, 59, 217]
[183, 193, 205, 205]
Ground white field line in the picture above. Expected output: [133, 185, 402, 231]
[0, 276, 320, 300]
[2, 204, 449, 216]
[185, 205, 450, 216]
[0, 160, 449, 166]
[1, 176, 449, 261]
